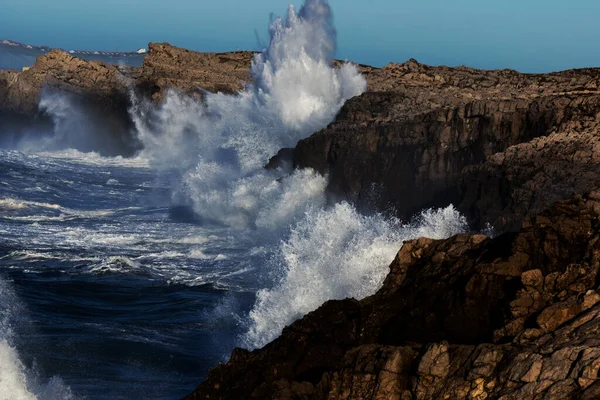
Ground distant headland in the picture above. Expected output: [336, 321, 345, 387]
[1, 39, 147, 57]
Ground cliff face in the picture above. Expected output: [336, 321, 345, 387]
[186, 192, 600, 399]
[293, 60, 600, 231]
[460, 111, 600, 231]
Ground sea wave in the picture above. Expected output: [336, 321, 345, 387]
[0, 277, 74, 400]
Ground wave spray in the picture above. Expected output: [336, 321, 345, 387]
[132, 0, 469, 350]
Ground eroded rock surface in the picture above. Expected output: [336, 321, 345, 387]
[185, 192, 600, 399]
[293, 60, 600, 230]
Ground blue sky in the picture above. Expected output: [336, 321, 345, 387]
[2, 0, 600, 72]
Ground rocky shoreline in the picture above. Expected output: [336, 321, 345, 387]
[291, 61, 600, 232]
[3, 44, 600, 399]
[186, 192, 600, 399]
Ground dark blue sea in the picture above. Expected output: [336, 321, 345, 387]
[0, 149, 261, 399]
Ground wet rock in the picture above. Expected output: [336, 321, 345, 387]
[265, 148, 296, 171]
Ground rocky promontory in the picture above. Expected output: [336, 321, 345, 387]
[186, 192, 600, 399]
[0, 42, 254, 115]
[0, 43, 255, 155]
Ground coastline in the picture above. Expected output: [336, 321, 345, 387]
[3, 39, 600, 399]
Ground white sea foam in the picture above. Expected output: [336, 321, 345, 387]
[36, 149, 150, 168]
[0, 198, 141, 223]
[128, 0, 472, 350]
[243, 204, 468, 349]
[88, 255, 139, 275]
[0, 339, 37, 400]
[0, 198, 62, 212]
[132, 0, 365, 230]
[0, 251, 97, 263]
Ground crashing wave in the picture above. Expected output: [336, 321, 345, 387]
[0, 277, 73, 400]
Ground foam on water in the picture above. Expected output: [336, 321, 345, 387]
[243, 204, 468, 349]
[0, 340, 36, 400]
[128, 0, 473, 351]
[35, 149, 150, 168]
[0, 197, 141, 223]
[0, 198, 62, 211]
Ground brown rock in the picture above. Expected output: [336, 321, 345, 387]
[184, 193, 600, 399]
[292, 59, 600, 230]
[0, 43, 256, 156]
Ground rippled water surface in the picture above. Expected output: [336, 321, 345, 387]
[0, 150, 261, 399]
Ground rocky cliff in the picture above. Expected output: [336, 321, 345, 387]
[185, 192, 600, 399]
[4, 46, 600, 224]
[292, 60, 600, 231]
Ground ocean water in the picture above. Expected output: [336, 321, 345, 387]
[0, 1, 469, 399]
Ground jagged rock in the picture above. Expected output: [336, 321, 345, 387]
[184, 192, 600, 399]
[136, 43, 254, 102]
[292, 60, 600, 230]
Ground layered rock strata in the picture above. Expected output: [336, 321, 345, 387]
[185, 192, 600, 399]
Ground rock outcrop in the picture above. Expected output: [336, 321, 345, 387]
[137, 43, 253, 102]
[0, 42, 378, 156]
[185, 191, 600, 399]
[292, 60, 600, 231]
[0, 43, 255, 155]
[0, 43, 254, 116]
